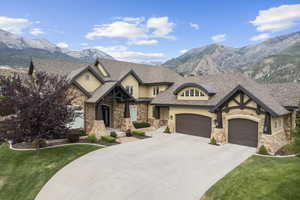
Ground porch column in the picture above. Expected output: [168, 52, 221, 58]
[263, 112, 272, 135]
[124, 101, 130, 118]
[216, 110, 223, 128]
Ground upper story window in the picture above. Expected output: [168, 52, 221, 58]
[85, 74, 90, 80]
[126, 86, 133, 95]
[153, 86, 160, 96]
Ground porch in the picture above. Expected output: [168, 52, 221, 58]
[84, 84, 135, 138]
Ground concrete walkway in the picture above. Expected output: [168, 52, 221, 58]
[36, 133, 255, 200]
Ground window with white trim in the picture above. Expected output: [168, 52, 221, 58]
[153, 86, 160, 96]
[126, 86, 133, 95]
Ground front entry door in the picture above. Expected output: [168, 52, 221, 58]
[129, 105, 137, 121]
[102, 105, 110, 127]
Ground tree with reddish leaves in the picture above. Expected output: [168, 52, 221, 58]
[0, 71, 77, 145]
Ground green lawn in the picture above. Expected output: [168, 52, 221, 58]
[201, 155, 300, 200]
[0, 144, 101, 200]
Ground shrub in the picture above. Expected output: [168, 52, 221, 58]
[164, 127, 171, 133]
[79, 129, 86, 136]
[101, 136, 116, 143]
[209, 137, 217, 145]
[258, 145, 269, 155]
[32, 138, 47, 148]
[87, 134, 97, 143]
[110, 131, 117, 138]
[67, 133, 80, 143]
[132, 130, 146, 137]
[133, 122, 151, 129]
[126, 129, 132, 137]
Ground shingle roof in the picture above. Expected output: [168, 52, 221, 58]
[265, 83, 300, 108]
[86, 81, 118, 103]
[96, 58, 183, 84]
[32, 58, 87, 76]
[32, 58, 182, 84]
[151, 73, 290, 116]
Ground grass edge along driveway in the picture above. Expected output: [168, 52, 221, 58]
[201, 155, 300, 200]
[0, 144, 102, 200]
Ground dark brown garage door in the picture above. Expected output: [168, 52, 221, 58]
[228, 119, 258, 147]
[176, 114, 211, 138]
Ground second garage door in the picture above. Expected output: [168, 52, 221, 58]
[228, 119, 258, 147]
[176, 114, 211, 138]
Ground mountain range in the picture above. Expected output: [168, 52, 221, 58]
[163, 31, 300, 83]
[0, 29, 113, 67]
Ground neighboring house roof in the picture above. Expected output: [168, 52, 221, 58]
[151, 73, 291, 116]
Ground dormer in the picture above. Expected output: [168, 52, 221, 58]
[173, 83, 216, 100]
[95, 58, 109, 77]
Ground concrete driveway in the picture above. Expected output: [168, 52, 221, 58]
[36, 133, 255, 200]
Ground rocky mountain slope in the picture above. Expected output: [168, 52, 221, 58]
[163, 31, 300, 83]
[0, 29, 113, 67]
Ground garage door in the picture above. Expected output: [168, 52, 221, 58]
[228, 119, 258, 147]
[176, 114, 211, 138]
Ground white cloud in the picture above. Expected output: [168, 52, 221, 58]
[56, 42, 69, 48]
[85, 16, 175, 42]
[180, 49, 188, 54]
[211, 34, 226, 42]
[129, 39, 158, 45]
[29, 28, 44, 36]
[190, 22, 199, 30]
[147, 17, 175, 39]
[250, 33, 270, 41]
[85, 21, 147, 40]
[93, 45, 165, 63]
[250, 4, 300, 32]
[80, 43, 88, 46]
[0, 16, 31, 34]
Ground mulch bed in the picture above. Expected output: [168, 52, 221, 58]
[12, 138, 119, 149]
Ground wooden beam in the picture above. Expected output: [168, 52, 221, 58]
[124, 101, 130, 118]
[263, 112, 272, 135]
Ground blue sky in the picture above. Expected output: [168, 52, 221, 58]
[0, 0, 300, 62]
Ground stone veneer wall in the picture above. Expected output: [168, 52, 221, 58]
[68, 85, 87, 106]
[84, 103, 96, 134]
[136, 102, 149, 122]
[112, 100, 125, 128]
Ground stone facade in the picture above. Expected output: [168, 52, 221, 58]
[120, 118, 134, 132]
[136, 102, 149, 122]
[68, 85, 87, 106]
[112, 100, 125, 128]
[84, 103, 96, 134]
[89, 120, 109, 138]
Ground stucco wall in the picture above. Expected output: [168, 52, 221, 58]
[121, 74, 139, 98]
[76, 71, 102, 92]
[139, 85, 169, 98]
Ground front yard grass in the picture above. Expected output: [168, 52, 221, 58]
[0, 144, 101, 200]
[201, 155, 300, 200]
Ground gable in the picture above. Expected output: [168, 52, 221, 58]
[211, 85, 279, 116]
[120, 74, 139, 98]
[75, 71, 102, 93]
[96, 62, 109, 77]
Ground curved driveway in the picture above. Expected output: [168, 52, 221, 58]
[36, 133, 254, 200]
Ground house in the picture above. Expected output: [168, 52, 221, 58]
[28, 58, 300, 153]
